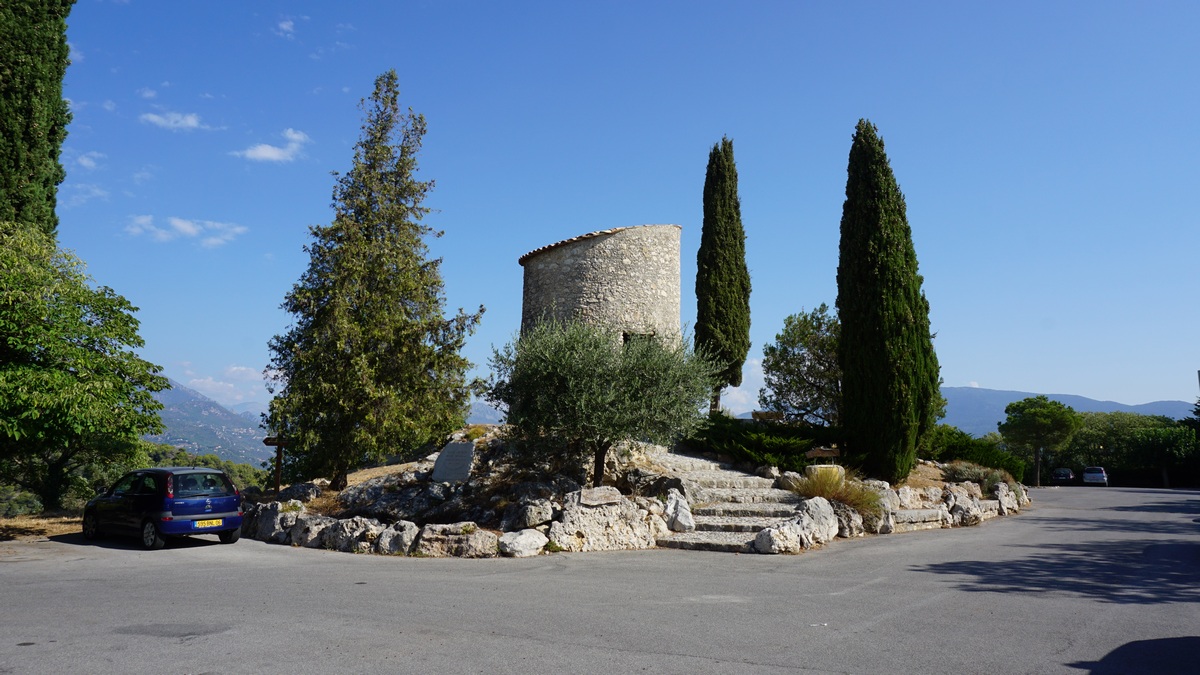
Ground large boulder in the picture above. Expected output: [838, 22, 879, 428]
[375, 521, 420, 555]
[546, 488, 658, 552]
[943, 484, 984, 527]
[830, 500, 864, 538]
[776, 471, 805, 492]
[416, 522, 498, 558]
[664, 488, 695, 532]
[338, 477, 450, 523]
[796, 497, 839, 544]
[290, 513, 338, 548]
[500, 499, 556, 532]
[253, 500, 305, 544]
[754, 520, 813, 554]
[499, 529, 549, 558]
[754, 497, 839, 554]
[278, 482, 322, 503]
[324, 516, 386, 553]
[992, 482, 1021, 515]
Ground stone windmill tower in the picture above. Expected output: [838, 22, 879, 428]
[518, 224, 681, 342]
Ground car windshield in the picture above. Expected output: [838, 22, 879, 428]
[172, 473, 234, 497]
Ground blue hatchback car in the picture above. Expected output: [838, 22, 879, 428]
[82, 467, 244, 549]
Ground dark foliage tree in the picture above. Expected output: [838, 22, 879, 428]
[998, 395, 1081, 486]
[695, 136, 751, 413]
[0, 0, 74, 236]
[0, 223, 168, 509]
[759, 303, 842, 427]
[835, 119, 941, 484]
[488, 320, 717, 487]
[266, 71, 484, 490]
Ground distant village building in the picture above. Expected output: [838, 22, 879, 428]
[519, 224, 681, 342]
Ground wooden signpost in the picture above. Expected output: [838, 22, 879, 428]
[262, 436, 287, 495]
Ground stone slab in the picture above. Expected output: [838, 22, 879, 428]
[431, 442, 475, 483]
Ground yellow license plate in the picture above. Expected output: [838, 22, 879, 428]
[194, 519, 222, 528]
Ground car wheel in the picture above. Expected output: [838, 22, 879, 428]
[82, 512, 101, 540]
[218, 527, 241, 545]
[141, 521, 166, 550]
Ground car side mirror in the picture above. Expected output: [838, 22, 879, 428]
[94, 485, 107, 496]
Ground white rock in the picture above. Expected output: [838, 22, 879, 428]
[499, 529, 548, 557]
[664, 488, 695, 532]
[375, 521, 419, 555]
[547, 490, 657, 552]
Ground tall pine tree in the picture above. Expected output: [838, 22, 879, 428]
[0, 0, 74, 236]
[836, 120, 940, 484]
[695, 136, 751, 413]
[266, 71, 484, 489]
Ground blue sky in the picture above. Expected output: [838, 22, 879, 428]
[58, 1, 1200, 413]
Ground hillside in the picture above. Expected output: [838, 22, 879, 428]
[146, 386, 1192, 462]
[145, 381, 271, 465]
[942, 387, 1193, 437]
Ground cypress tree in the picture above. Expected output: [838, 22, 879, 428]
[266, 71, 484, 489]
[0, 0, 74, 236]
[695, 136, 751, 413]
[836, 119, 940, 484]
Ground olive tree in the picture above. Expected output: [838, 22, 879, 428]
[487, 320, 718, 487]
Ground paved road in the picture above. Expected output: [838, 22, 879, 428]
[2, 486, 1198, 674]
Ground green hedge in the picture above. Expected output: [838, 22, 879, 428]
[684, 414, 840, 473]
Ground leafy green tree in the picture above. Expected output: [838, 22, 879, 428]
[695, 136, 751, 413]
[488, 320, 718, 487]
[266, 71, 484, 490]
[997, 395, 1081, 486]
[143, 442, 269, 489]
[0, 0, 74, 236]
[835, 119, 941, 484]
[1128, 426, 1195, 489]
[0, 223, 168, 509]
[759, 303, 841, 427]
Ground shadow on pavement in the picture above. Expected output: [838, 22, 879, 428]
[49, 531, 220, 550]
[1065, 636, 1200, 674]
[913, 539, 1200, 605]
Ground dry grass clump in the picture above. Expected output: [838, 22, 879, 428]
[788, 469, 884, 518]
[0, 512, 82, 541]
[942, 460, 1022, 499]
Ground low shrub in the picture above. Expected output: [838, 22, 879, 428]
[930, 425, 1026, 480]
[684, 413, 838, 473]
[786, 470, 883, 519]
[942, 460, 1023, 499]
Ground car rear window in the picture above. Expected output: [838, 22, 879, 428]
[172, 473, 235, 497]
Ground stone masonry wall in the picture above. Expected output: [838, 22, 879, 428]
[519, 225, 681, 340]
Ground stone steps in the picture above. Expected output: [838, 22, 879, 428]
[647, 449, 800, 553]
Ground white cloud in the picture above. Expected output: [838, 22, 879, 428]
[102, 100, 117, 112]
[137, 87, 157, 99]
[68, 42, 83, 62]
[274, 18, 296, 39]
[76, 151, 106, 170]
[231, 128, 310, 162]
[125, 215, 248, 247]
[717, 358, 766, 416]
[187, 376, 242, 403]
[139, 110, 212, 131]
[969, 381, 980, 388]
[225, 365, 262, 382]
[62, 183, 109, 207]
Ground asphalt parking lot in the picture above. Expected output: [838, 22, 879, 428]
[2, 486, 1199, 674]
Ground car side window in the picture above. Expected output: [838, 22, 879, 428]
[111, 475, 139, 495]
[136, 475, 158, 495]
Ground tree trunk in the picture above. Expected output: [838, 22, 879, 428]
[591, 442, 612, 488]
[1034, 447, 1042, 488]
[709, 387, 721, 415]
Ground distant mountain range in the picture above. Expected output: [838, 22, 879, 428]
[146, 384, 1194, 465]
[940, 387, 1193, 437]
[145, 381, 272, 466]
